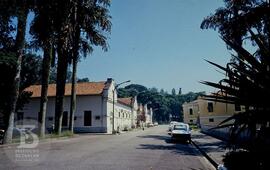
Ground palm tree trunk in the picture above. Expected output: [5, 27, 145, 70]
[39, 42, 52, 138]
[69, 58, 77, 132]
[54, 48, 69, 135]
[4, 8, 28, 144]
[69, 4, 80, 132]
[54, 0, 73, 135]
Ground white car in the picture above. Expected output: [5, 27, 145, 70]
[170, 123, 191, 143]
[154, 122, 158, 126]
[168, 121, 180, 135]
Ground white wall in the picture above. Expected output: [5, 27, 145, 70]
[20, 95, 108, 133]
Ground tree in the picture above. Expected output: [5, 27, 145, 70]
[77, 78, 90, 82]
[118, 84, 204, 123]
[0, 0, 31, 144]
[201, 0, 270, 169]
[31, 0, 57, 138]
[51, 0, 111, 134]
[52, 0, 76, 135]
[0, 53, 41, 127]
[178, 88, 182, 95]
[68, 0, 111, 133]
[171, 88, 176, 96]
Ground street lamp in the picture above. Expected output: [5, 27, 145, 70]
[112, 80, 131, 134]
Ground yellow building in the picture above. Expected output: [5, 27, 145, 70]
[183, 96, 244, 127]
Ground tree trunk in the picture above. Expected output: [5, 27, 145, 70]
[69, 58, 77, 132]
[39, 42, 52, 138]
[69, 2, 80, 133]
[54, 48, 69, 135]
[4, 9, 28, 144]
[54, 0, 74, 135]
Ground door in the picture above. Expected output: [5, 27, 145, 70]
[84, 111, 92, 126]
[62, 111, 68, 127]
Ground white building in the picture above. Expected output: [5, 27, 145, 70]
[145, 105, 153, 125]
[19, 78, 138, 134]
[116, 97, 138, 130]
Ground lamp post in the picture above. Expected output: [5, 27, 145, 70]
[112, 80, 131, 134]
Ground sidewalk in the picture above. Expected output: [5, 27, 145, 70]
[191, 130, 229, 169]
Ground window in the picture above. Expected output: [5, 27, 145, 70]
[235, 104, 241, 111]
[17, 112, 24, 121]
[38, 112, 42, 123]
[17, 112, 24, 125]
[190, 119, 193, 123]
[208, 103, 214, 112]
[173, 124, 187, 131]
[119, 112, 120, 118]
[189, 108, 193, 115]
[84, 111, 92, 126]
[62, 111, 68, 126]
[209, 118, 214, 122]
[95, 116, 101, 120]
[48, 117, 53, 121]
[74, 116, 77, 121]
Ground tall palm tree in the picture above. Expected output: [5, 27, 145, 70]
[54, 0, 75, 134]
[31, 0, 57, 138]
[68, 0, 111, 132]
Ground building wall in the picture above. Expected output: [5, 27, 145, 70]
[102, 82, 134, 133]
[20, 95, 108, 133]
[183, 100, 200, 125]
[183, 97, 244, 127]
[131, 97, 138, 128]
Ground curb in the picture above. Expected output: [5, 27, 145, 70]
[191, 140, 219, 169]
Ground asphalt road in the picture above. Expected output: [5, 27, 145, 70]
[0, 125, 214, 170]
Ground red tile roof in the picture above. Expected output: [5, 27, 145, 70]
[118, 97, 132, 107]
[25, 82, 106, 98]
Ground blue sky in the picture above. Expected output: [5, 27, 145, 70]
[77, 0, 231, 93]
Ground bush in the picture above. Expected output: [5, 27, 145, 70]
[223, 150, 269, 170]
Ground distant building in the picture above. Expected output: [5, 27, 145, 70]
[183, 100, 200, 125]
[117, 97, 138, 130]
[183, 95, 244, 133]
[18, 78, 138, 134]
[145, 106, 153, 125]
[136, 104, 145, 127]
[136, 103, 153, 127]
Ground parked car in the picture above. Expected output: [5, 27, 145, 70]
[168, 121, 180, 135]
[147, 123, 154, 127]
[154, 122, 158, 126]
[170, 123, 191, 143]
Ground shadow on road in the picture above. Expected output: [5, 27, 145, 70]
[192, 133, 226, 153]
[136, 135, 168, 141]
[136, 135, 199, 156]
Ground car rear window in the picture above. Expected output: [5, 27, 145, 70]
[174, 125, 187, 131]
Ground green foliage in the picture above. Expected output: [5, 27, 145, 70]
[0, 53, 41, 128]
[77, 78, 90, 82]
[118, 84, 205, 123]
[202, 0, 270, 169]
[171, 88, 176, 96]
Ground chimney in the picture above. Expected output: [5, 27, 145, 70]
[107, 78, 113, 83]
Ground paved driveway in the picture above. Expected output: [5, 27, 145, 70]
[0, 125, 214, 170]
